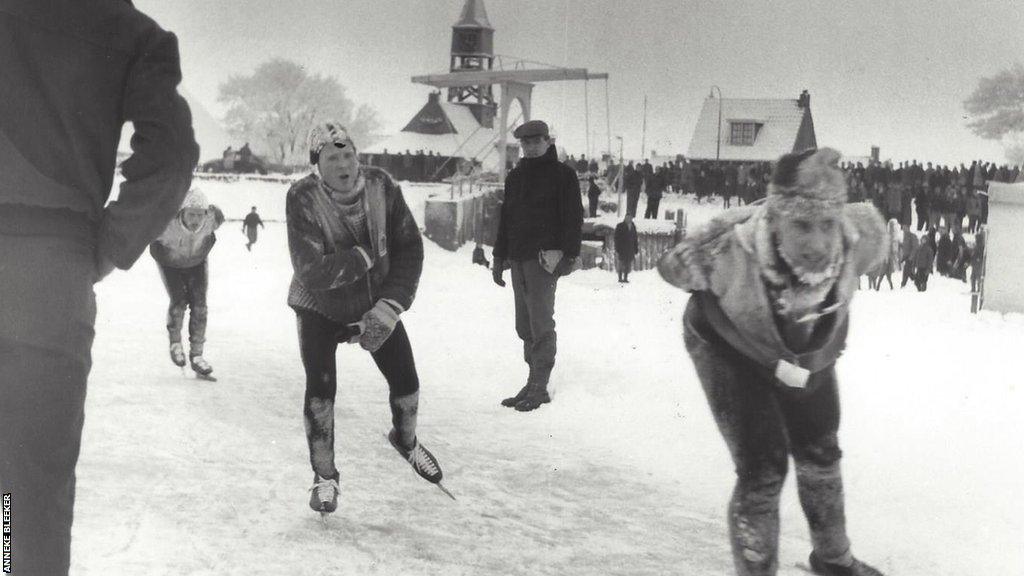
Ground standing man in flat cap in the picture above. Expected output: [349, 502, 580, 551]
[0, 0, 199, 573]
[492, 120, 584, 412]
[659, 148, 887, 576]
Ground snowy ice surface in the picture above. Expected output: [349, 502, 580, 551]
[70, 182, 1024, 575]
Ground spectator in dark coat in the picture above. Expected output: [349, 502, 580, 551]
[624, 162, 643, 217]
[936, 227, 954, 276]
[587, 176, 602, 217]
[899, 225, 920, 288]
[644, 169, 665, 219]
[493, 120, 583, 412]
[971, 227, 986, 293]
[0, 2, 199, 573]
[914, 235, 936, 291]
[614, 214, 640, 283]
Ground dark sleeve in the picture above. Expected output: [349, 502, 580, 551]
[286, 189, 370, 290]
[492, 179, 511, 259]
[379, 181, 424, 310]
[560, 169, 584, 258]
[258, 215, 264, 227]
[99, 26, 200, 270]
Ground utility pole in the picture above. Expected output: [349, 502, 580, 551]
[616, 136, 624, 216]
[641, 95, 648, 160]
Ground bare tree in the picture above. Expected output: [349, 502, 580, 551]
[964, 63, 1024, 143]
[218, 59, 381, 165]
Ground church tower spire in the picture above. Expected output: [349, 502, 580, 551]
[449, 0, 496, 126]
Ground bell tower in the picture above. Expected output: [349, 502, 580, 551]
[449, 0, 496, 127]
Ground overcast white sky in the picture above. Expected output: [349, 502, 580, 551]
[137, 0, 1023, 165]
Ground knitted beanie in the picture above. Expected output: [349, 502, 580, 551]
[766, 147, 847, 219]
[307, 120, 352, 165]
[181, 188, 208, 211]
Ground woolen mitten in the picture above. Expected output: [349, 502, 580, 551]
[359, 300, 401, 352]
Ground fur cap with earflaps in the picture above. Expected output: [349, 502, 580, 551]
[766, 147, 846, 220]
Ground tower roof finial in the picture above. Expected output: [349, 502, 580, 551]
[454, 0, 493, 30]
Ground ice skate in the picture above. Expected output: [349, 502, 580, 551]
[169, 342, 186, 367]
[308, 474, 340, 515]
[189, 355, 216, 380]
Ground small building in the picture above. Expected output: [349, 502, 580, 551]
[686, 90, 817, 164]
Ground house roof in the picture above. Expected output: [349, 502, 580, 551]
[686, 97, 812, 162]
[363, 101, 501, 166]
[454, 0, 493, 29]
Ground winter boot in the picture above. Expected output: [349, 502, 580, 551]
[388, 429, 443, 484]
[190, 354, 213, 376]
[169, 342, 186, 367]
[308, 473, 340, 513]
[500, 384, 530, 408]
[514, 382, 551, 412]
[808, 553, 885, 576]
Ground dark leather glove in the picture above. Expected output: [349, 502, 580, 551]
[492, 257, 506, 287]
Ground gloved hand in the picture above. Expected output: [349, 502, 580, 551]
[492, 257, 507, 287]
[538, 250, 563, 274]
[358, 300, 401, 352]
[553, 255, 577, 277]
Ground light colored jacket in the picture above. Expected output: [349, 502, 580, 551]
[659, 203, 886, 372]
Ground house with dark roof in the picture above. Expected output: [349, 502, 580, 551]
[686, 90, 817, 163]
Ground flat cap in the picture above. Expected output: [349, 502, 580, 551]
[513, 120, 549, 139]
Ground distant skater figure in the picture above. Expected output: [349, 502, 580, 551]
[242, 205, 265, 251]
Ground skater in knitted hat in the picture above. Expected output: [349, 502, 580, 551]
[150, 187, 225, 379]
[659, 148, 888, 576]
[286, 120, 450, 517]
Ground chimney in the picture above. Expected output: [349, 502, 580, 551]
[797, 89, 810, 109]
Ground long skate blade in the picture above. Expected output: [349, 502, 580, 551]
[435, 482, 456, 501]
[319, 511, 329, 528]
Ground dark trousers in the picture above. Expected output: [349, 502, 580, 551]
[626, 189, 641, 217]
[616, 255, 634, 281]
[157, 261, 209, 356]
[0, 233, 97, 576]
[682, 298, 851, 576]
[510, 259, 559, 386]
[900, 261, 914, 288]
[644, 196, 662, 219]
[915, 268, 930, 291]
[295, 308, 419, 480]
[588, 195, 600, 218]
[245, 227, 258, 250]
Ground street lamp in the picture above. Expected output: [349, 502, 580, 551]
[709, 85, 723, 166]
[615, 135, 624, 216]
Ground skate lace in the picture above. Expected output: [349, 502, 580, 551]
[191, 356, 210, 371]
[310, 477, 339, 503]
[408, 443, 439, 476]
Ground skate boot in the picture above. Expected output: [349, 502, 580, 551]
[808, 553, 885, 576]
[388, 429, 443, 484]
[514, 382, 551, 412]
[500, 384, 530, 408]
[190, 355, 214, 377]
[308, 473, 340, 514]
[169, 342, 186, 367]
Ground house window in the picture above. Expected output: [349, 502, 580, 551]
[729, 122, 758, 146]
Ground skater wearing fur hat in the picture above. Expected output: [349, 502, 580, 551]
[150, 188, 225, 379]
[659, 148, 887, 576]
[286, 120, 450, 516]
